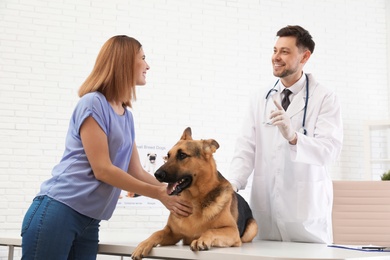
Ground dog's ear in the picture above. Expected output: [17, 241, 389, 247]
[203, 139, 219, 155]
[180, 127, 193, 140]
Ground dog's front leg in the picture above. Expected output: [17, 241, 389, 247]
[131, 226, 180, 260]
[190, 227, 241, 251]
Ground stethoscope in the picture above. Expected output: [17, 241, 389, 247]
[264, 73, 309, 135]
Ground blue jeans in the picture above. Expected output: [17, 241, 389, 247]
[21, 195, 101, 260]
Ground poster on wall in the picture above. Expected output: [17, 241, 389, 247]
[117, 142, 171, 208]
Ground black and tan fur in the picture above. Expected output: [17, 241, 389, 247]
[131, 127, 258, 260]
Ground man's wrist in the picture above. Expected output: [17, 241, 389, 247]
[231, 184, 239, 192]
[288, 132, 297, 145]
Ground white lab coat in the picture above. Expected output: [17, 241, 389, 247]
[228, 73, 343, 244]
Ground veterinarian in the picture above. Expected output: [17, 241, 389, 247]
[228, 25, 343, 244]
[20, 35, 192, 259]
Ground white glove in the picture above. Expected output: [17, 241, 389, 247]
[231, 184, 238, 192]
[270, 100, 296, 142]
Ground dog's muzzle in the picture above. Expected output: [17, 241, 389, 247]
[155, 170, 192, 196]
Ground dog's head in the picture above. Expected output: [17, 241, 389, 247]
[154, 127, 219, 196]
[147, 153, 157, 163]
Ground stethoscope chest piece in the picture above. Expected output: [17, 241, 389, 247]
[299, 127, 307, 135]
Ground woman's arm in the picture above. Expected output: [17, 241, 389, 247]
[80, 116, 192, 216]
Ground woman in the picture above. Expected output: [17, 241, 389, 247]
[21, 35, 192, 259]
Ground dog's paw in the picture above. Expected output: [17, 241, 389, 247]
[131, 242, 153, 260]
[190, 238, 211, 251]
[131, 252, 143, 260]
[131, 247, 143, 260]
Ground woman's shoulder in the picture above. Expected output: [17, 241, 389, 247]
[78, 92, 109, 108]
[80, 91, 106, 102]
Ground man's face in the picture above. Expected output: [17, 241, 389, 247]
[272, 36, 307, 81]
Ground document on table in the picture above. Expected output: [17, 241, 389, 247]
[329, 244, 390, 252]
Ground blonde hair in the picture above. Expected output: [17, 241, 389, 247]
[78, 35, 142, 108]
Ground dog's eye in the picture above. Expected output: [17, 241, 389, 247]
[178, 151, 188, 160]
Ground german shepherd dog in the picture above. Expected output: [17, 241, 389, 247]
[131, 127, 258, 260]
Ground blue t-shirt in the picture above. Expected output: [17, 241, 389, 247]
[38, 92, 135, 220]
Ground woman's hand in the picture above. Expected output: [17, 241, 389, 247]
[158, 186, 193, 217]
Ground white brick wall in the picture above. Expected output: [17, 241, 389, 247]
[0, 0, 389, 259]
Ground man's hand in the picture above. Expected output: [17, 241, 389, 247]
[270, 100, 296, 142]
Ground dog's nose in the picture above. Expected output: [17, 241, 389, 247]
[154, 170, 166, 182]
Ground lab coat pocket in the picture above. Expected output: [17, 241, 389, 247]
[297, 180, 327, 220]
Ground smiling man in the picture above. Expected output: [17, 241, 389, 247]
[228, 25, 343, 244]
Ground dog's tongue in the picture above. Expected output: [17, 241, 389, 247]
[167, 183, 176, 195]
